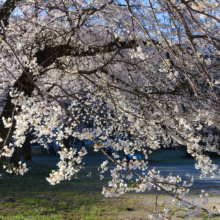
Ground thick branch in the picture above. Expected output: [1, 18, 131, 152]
[35, 39, 153, 68]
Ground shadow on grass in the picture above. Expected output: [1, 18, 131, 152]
[0, 160, 219, 219]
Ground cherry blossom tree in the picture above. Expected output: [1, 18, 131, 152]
[0, 0, 220, 218]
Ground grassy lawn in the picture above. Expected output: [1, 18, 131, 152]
[0, 159, 219, 219]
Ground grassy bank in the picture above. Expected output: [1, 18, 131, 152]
[0, 159, 219, 220]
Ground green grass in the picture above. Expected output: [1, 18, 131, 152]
[0, 163, 121, 220]
[0, 161, 219, 219]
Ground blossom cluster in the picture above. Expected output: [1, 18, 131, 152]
[3, 161, 28, 175]
[46, 147, 87, 185]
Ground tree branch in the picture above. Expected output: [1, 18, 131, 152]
[35, 39, 153, 67]
[0, 0, 22, 26]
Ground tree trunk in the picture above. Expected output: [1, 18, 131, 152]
[0, 72, 35, 173]
[0, 0, 23, 173]
[63, 137, 70, 149]
[0, 92, 17, 172]
[0, 156, 6, 173]
[10, 147, 20, 167]
[22, 132, 32, 161]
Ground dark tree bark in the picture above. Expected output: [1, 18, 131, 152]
[10, 147, 20, 166]
[0, 72, 35, 170]
[22, 132, 32, 161]
[0, 0, 22, 26]
[63, 137, 70, 149]
[0, 0, 22, 172]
